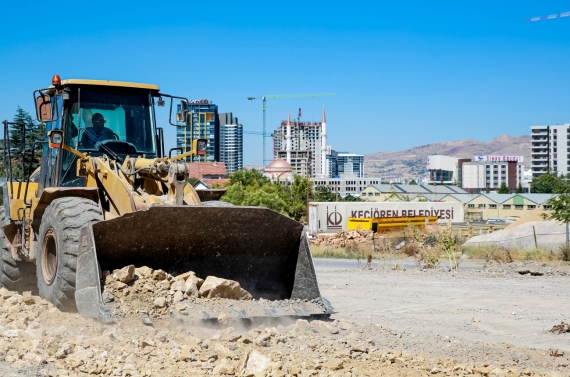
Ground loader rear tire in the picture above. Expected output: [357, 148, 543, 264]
[36, 198, 103, 311]
[0, 207, 37, 293]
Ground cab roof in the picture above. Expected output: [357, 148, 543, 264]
[61, 79, 160, 91]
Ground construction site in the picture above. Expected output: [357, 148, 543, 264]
[0, 74, 568, 376]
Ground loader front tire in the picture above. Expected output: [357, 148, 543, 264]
[0, 207, 37, 293]
[36, 198, 103, 311]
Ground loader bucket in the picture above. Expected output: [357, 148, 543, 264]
[75, 205, 333, 321]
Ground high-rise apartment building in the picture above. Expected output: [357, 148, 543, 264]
[218, 112, 243, 174]
[531, 124, 570, 177]
[176, 100, 219, 162]
[336, 153, 364, 178]
[272, 109, 328, 177]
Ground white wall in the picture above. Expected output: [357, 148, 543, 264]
[309, 202, 464, 233]
[427, 155, 458, 171]
[462, 164, 485, 189]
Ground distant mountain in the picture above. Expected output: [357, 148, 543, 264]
[364, 135, 531, 179]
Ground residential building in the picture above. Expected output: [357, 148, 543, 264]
[531, 124, 570, 177]
[326, 149, 338, 177]
[176, 100, 219, 162]
[336, 153, 364, 178]
[218, 112, 243, 174]
[188, 162, 228, 187]
[273, 109, 328, 178]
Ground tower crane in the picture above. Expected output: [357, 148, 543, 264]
[243, 131, 272, 136]
[525, 10, 570, 22]
[247, 92, 336, 167]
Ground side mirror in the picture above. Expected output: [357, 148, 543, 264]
[176, 100, 188, 123]
[165, 94, 191, 127]
[35, 94, 53, 122]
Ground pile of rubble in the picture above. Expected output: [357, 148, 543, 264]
[311, 230, 374, 247]
[481, 260, 570, 278]
[103, 266, 253, 320]
[550, 322, 570, 335]
[0, 287, 558, 376]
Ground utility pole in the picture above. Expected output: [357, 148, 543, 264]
[561, 177, 570, 248]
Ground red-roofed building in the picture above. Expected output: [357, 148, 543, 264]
[188, 162, 229, 187]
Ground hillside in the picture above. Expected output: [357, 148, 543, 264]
[364, 134, 531, 179]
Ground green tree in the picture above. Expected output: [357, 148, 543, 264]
[314, 185, 336, 202]
[485, 186, 490, 194]
[287, 175, 311, 221]
[227, 168, 269, 187]
[222, 169, 364, 220]
[221, 169, 311, 222]
[515, 183, 523, 194]
[0, 107, 45, 179]
[343, 194, 363, 202]
[409, 179, 418, 185]
[498, 182, 510, 194]
[542, 194, 570, 225]
[530, 173, 562, 194]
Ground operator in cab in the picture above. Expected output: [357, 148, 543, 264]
[80, 113, 117, 149]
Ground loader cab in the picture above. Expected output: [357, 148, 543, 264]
[41, 81, 162, 188]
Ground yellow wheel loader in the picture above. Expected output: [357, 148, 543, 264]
[1, 75, 333, 322]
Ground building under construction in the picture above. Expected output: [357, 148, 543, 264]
[272, 109, 329, 178]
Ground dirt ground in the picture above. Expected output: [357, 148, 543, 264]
[0, 259, 569, 376]
[319, 260, 570, 369]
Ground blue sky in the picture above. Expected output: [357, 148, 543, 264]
[2, 1, 570, 165]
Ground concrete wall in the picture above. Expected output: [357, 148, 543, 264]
[309, 201, 464, 234]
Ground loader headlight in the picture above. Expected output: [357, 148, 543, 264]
[48, 130, 64, 149]
[196, 139, 207, 156]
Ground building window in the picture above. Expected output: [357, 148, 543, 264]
[467, 204, 475, 208]
[527, 205, 536, 210]
[478, 204, 485, 208]
[503, 205, 511, 209]
[515, 205, 523, 210]
[489, 204, 497, 209]
[375, 193, 380, 196]
[543, 205, 552, 210]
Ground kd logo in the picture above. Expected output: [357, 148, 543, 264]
[326, 206, 342, 226]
